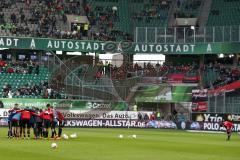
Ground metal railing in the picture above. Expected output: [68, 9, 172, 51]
[208, 91, 240, 114]
[41, 53, 140, 101]
[135, 26, 240, 43]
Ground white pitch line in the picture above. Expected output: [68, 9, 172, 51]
[186, 130, 225, 134]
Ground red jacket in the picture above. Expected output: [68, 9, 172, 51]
[223, 121, 234, 130]
[18, 110, 38, 120]
[40, 109, 53, 121]
[57, 111, 65, 122]
[7, 68, 14, 73]
[22, 110, 31, 120]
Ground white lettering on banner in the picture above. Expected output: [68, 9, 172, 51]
[0, 109, 10, 118]
[1, 102, 57, 108]
[235, 124, 240, 131]
[203, 114, 222, 122]
[6, 39, 12, 46]
[134, 44, 196, 53]
[94, 43, 99, 50]
[61, 41, 66, 48]
[67, 41, 74, 49]
[86, 42, 92, 50]
[100, 43, 105, 50]
[156, 45, 162, 52]
[48, 40, 99, 51]
[149, 45, 154, 52]
[202, 122, 240, 132]
[47, 40, 53, 48]
[75, 42, 80, 49]
[102, 113, 113, 119]
[142, 45, 147, 52]
[0, 38, 19, 47]
[170, 45, 175, 52]
[231, 115, 240, 121]
[190, 45, 195, 52]
[207, 44, 212, 52]
[54, 41, 60, 48]
[105, 120, 111, 126]
[69, 120, 103, 127]
[117, 43, 122, 52]
[13, 39, 19, 46]
[5, 39, 200, 53]
[81, 42, 86, 50]
[204, 114, 210, 121]
[203, 122, 220, 130]
[60, 110, 152, 120]
[115, 113, 130, 119]
[176, 45, 181, 52]
[134, 44, 140, 52]
[89, 103, 111, 109]
[0, 36, 237, 54]
[0, 38, 4, 46]
[183, 45, 189, 52]
[164, 45, 168, 52]
[65, 119, 146, 128]
[30, 39, 36, 49]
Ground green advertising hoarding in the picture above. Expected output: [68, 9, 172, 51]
[134, 85, 193, 103]
[0, 36, 239, 54]
[0, 98, 127, 110]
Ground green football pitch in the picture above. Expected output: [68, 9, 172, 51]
[0, 128, 239, 160]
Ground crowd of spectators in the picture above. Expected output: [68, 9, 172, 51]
[174, 0, 202, 18]
[92, 60, 240, 89]
[83, 1, 132, 41]
[0, 0, 88, 39]
[93, 61, 199, 81]
[0, 58, 63, 99]
[2, 81, 62, 99]
[0, 0, 133, 41]
[0, 0, 203, 42]
[0, 59, 39, 74]
[0, 0, 205, 42]
[203, 62, 240, 89]
[132, 0, 171, 24]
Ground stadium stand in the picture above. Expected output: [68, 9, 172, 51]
[174, 0, 202, 18]
[0, 0, 84, 38]
[85, 0, 133, 41]
[203, 63, 240, 89]
[0, 0, 239, 115]
[207, 0, 240, 26]
[0, 59, 63, 99]
[131, 0, 171, 27]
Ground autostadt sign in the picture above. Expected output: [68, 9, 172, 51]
[0, 36, 239, 54]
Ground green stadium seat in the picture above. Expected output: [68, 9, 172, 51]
[207, 0, 240, 26]
[0, 66, 50, 99]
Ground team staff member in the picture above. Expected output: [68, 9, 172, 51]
[40, 104, 53, 139]
[56, 110, 65, 139]
[51, 106, 58, 139]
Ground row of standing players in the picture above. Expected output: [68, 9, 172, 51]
[7, 103, 235, 141]
[8, 103, 65, 139]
